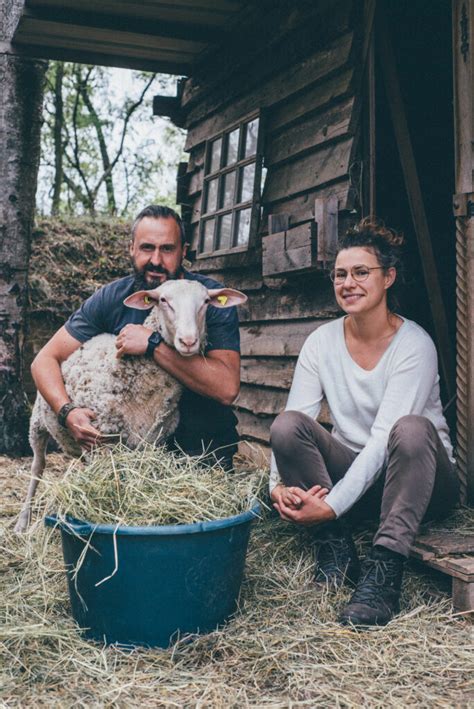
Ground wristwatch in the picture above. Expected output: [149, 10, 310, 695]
[57, 402, 78, 428]
[146, 330, 163, 358]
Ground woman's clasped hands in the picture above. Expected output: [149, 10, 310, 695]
[271, 483, 336, 526]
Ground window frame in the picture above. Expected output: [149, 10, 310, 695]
[198, 111, 263, 258]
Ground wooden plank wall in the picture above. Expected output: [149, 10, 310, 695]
[178, 0, 365, 458]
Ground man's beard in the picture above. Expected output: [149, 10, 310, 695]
[132, 262, 183, 291]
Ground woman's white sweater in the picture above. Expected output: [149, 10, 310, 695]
[270, 317, 453, 517]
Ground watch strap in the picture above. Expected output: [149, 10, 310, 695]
[57, 402, 78, 428]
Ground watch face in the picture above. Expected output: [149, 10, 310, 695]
[146, 331, 161, 357]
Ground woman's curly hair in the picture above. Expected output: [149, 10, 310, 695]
[335, 216, 405, 309]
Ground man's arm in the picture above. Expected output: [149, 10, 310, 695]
[31, 326, 103, 448]
[115, 323, 240, 405]
[155, 345, 240, 406]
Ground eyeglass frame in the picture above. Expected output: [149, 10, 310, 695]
[329, 265, 385, 284]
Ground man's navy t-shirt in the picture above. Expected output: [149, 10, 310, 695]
[64, 270, 240, 456]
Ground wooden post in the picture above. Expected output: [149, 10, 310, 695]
[453, 0, 474, 503]
[0, 1, 46, 453]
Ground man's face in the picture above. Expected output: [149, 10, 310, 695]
[130, 216, 186, 289]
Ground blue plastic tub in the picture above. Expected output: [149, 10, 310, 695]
[45, 503, 259, 648]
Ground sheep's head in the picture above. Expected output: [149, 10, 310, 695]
[124, 280, 247, 356]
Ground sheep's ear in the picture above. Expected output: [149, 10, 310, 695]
[207, 288, 248, 308]
[123, 290, 159, 310]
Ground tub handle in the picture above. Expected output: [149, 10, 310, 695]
[44, 514, 95, 536]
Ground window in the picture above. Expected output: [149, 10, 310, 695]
[199, 114, 263, 256]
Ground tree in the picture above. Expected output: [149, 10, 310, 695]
[0, 0, 47, 454]
[37, 63, 185, 217]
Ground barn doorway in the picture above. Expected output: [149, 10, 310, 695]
[372, 0, 456, 425]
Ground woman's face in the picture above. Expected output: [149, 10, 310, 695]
[333, 247, 396, 316]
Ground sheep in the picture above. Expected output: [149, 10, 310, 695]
[15, 279, 247, 533]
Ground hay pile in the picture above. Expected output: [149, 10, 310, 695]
[29, 217, 131, 317]
[40, 443, 263, 528]
[1, 455, 473, 707]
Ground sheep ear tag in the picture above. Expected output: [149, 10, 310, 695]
[124, 290, 158, 310]
[207, 288, 248, 308]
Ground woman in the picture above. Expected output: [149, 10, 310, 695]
[270, 217, 459, 626]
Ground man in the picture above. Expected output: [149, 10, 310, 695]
[31, 205, 241, 468]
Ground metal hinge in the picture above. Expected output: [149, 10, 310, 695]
[453, 193, 474, 217]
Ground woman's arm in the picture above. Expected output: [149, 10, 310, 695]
[269, 330, 324, 491]
[324, 333, 441, 517]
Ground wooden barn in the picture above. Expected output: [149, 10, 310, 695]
[151, 0, 462, 493]
[1, 0, 474, 607]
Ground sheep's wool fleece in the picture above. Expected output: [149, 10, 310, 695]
[33, 329, 182, 457]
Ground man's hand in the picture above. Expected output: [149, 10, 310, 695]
[66, 408, 103, 450]
[273, 485, 335, 526]
[115, 324, 152, 358]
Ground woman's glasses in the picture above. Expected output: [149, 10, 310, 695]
[329, 266, 384, 284]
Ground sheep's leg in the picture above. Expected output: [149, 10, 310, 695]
[14, 427, 49, 533]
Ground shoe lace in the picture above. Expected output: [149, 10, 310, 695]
[350, 558, 398, 605]
[316, 536, 351, 570]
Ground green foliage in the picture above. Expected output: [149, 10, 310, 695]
[37, 62, 186, 218]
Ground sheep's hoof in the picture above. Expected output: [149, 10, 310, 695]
[14, 516, 29, 534]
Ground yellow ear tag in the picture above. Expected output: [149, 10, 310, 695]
[144, 295, 151, 304]
[217, 295, 228, 305]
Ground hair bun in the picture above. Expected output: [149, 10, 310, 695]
[357, 216, 405, 248]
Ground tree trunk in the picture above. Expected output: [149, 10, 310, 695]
[78, 73, 116, 215]
[51, 62, 64, 215]
[0, 48, 47, 453]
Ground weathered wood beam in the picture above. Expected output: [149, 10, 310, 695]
[181, 0, 353, 113]
[184, 32, 354, 146]
[18, 6, 225, 44]
[262, 224, 318, 278]
[240, 358, 296, 390]
[263, 180, 354, 228]
[265, 98, 355, 168]
[2, 41, 192, 75]
[267, 70, 353, 136]
[15, 15, 202, 55]
[240, 320, 331, 358]
[263, 136, 354, 204]
[26, 0, 243, 26]
[239, 284, 338, 323]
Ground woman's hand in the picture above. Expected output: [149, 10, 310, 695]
[271, 483, 304, 510]
[273, 485, 336, 526]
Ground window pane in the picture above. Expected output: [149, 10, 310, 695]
[239, 163, 256, 203]
[209, 138, 222, 172]
[206, 177, 218, 213]
[221, 170, 236, 208]
[217, 213, 233, 250]
[235, 209, 251, 247]
[202, 219, 215, 252]
[225, 128, 240, 165]
[244, 118, 259, 157]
